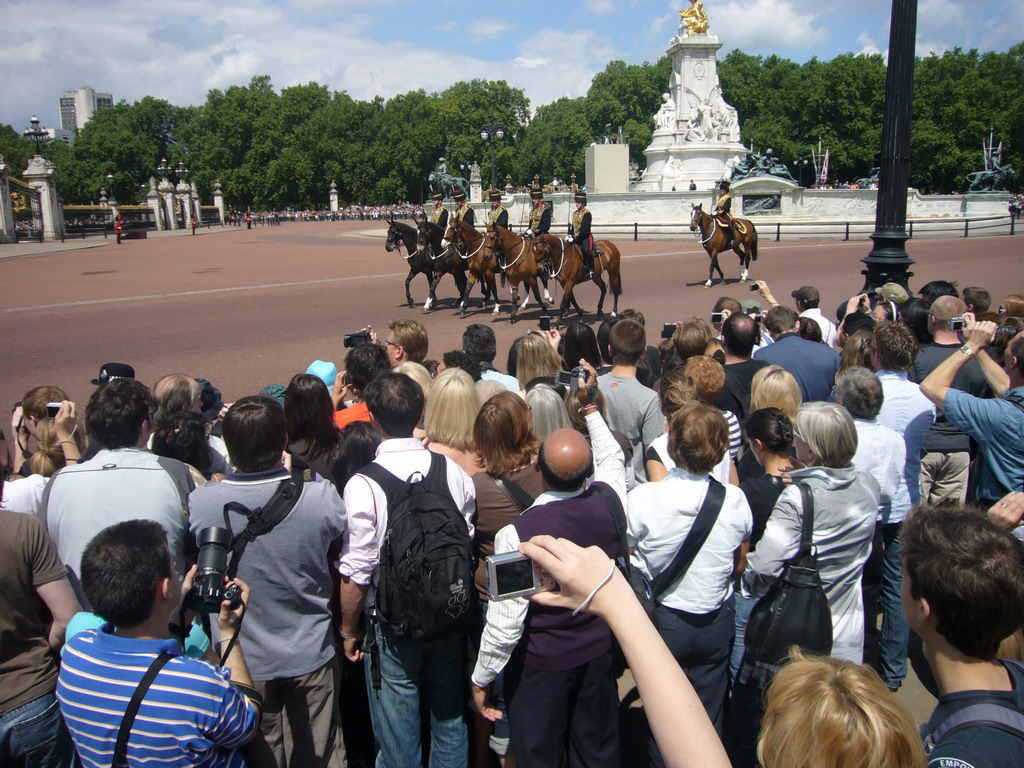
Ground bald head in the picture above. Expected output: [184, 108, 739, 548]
[929, 296, 967, 337]
[538, 428, 594, 491]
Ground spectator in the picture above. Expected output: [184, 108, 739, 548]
[749, 365, 802, 423]
[561, 322, 603, 371]
[188, 396, 346, 768]
[671, 318, 713, 370]
[440, 349, 482, 381]
[2, 400, 84, 517]
[791, 286, 837, 347]
[333, 342, 391, 429]
[598, 319, 664, 487]
[836, 310, 876, 352]
[910, 297, 992, 505]
[595, 316, 619, 374]
[1003, 294, 1024, 315]
[152, 375, 229, 476]
[39, 378, 194, 608]
[526, 383, 573, 442]
[0, 489, 80, 768]
[151, 411, 220, 485]
[515, 330, 563, 387]
[425, 367, 481, 475]
[339, 373, 475, 768]
[463, 323, 519, 391]
[393, 361, 434, 400]
[9, 386, 77, 478]
[471, 369, 625, 768]
[962, 286, 991, 315]
[284, 373, 346, 490]
[867, 321, 935, 692]
[56, 520, 261, 768]
[918, 280, 959, 304]
[797, 316, 823, 343]
[753, 306, 839, 402]
[899, 297, 933, 345]
[734, 402, 880, 768]
[715, 312, 770, 425]
[731, 408, 797, 678]
[385, 319, 428, 366]
[835, 330, 874, 384]
[920, 318, 1024, 505]
[684, 355, 741, 470]
[903, 505, 1024, 766]
[758, 650, 925, 768]
[627, 402, 751, 752]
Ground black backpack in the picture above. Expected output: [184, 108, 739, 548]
[361, 453, 476, 640]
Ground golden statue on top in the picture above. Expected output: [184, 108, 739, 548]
[680, 0, 709, 34]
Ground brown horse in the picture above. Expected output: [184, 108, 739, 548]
[532, 234, 623, 325]
[482, 225, 550, 324]
[442, 217, 500, 317]
[689, 203, 758, 287]
[416, 214, 467, 311]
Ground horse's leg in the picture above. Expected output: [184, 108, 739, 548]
[706, 249, 718, 288]
[508, 281, 521, 324]
[542, 277, 552, 305]
[459, 274, 476, 318]
[594, 273, 608, 318]
[556, 282, 575, 327]
[488, 272, 501, 314]
[425, 271, 443, 311]
[454, 269, 468, 311]
[405, 269, 415, 308]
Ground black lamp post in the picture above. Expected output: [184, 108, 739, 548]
[862, 0, 918, 293]
[480, 123, 505, 189]
[796, 156, 811, 187]
[106, 173, 116, 204]
[23, 115, 49, 154]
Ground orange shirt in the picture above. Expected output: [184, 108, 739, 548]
[334, 402, 371, 430]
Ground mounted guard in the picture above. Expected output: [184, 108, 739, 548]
[452, 188, 475, 226]
[714, 180, 740, 248]
[486, 189, 508, 228]
[429, 191, 449, 231]
[524, 186, 551, 238]
[567, 191, 596, 279]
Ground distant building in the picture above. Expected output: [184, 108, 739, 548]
[58, 87, 114, 133]
[45, 127, 74, 146]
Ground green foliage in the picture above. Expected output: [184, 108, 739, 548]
[27, 44, 1023, 206]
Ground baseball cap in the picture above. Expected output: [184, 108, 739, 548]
[791, 286, 820, 304]
[91, 362, 135, 387]
[307, 360, 338, 390]
[875, 282, 909, 305]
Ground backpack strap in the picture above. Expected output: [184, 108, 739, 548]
[112, 652, 175, 767]
[1005, 394, 1024, 413]
[923, 701, 1024, 754]
[359, 452, 457, 516]
[223, 476, 304, 578]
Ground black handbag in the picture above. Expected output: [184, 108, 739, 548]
[744, 483, 833, 666]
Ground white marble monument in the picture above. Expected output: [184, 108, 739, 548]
[636, 2, 746, 192]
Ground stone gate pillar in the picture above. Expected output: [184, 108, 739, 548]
[329, 180, 339, 213]
[146, 177, 162, 228]
[22, 155, 63, 240]
[0, 155, 17, 243]
[160, 178, 178, 230]
[213, 180, 225, 224]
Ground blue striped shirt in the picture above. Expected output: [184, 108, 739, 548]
[57, 626, 259, 768]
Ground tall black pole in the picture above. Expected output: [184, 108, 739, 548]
[862, 0, 918, 293]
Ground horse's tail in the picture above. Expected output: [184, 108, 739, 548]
[603, 243, 623, 297]
[750, 229, 759, 261]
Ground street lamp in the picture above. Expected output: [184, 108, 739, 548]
[796, 156, 811, 187]
[106, 173, 116, 204]
[480, 123, 505, 189]
[23, 115, 49, 155]
[157, 158, 171, 180]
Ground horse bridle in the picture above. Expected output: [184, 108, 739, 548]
[387, 223, 415, 260]
[449, 222, 486, 261]
[492, 230, 528, 271]
[691, 207, 718, 245]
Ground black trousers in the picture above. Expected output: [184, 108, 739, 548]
[503, 650, 619, 768]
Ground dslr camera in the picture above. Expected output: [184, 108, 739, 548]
[186, 527, 241, 613]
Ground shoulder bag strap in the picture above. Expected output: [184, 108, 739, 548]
[1005, 394, 1024, 414]
[649, 478, 727, 599]
[489, 473, 535, 513]
[112, 652, 175, 767]
[796, 482, 816, 559]
[593, 482, 631, 565]
[923, 700, 1024, 755]
[224, 476, 304, 579]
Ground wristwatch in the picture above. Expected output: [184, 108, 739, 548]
[958, 343, 974, 357]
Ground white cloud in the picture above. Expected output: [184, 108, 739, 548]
[857, 32, 881, 56]
[585, 0, 616, 16]
[468, 18, 515, 39]
[716, 0, 829, 50]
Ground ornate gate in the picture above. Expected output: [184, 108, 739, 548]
[8, 176, 44, 242]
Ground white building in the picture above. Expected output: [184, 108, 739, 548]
[58, 87, 114, 133]
[45, 127, 74, 146]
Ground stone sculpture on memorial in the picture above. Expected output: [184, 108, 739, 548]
[966, 164, 1015, 192]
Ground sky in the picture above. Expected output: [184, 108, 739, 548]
[1, 0, 1020, 133]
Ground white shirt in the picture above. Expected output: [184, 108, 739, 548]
[800, 307, 838, 347]
[876, 370, 936, 522]
[471, 412, 625, 687]
[648, 430, 734, 486]
[627, 469, 751, 613]
[851, 419, 907, 521]
[0, 473, 48, 517]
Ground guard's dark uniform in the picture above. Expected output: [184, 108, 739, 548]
[452, 189, 475, 226]
[430, 192, 449, 231]
[568, 191, 595, 278]
[527, 188, 551, 236]
[715, 181, 735, 244]
[486, 189, 508, 228]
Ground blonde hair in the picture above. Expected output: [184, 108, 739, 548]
[394, 361, 434, 399]
[759, 649, 925, 768]
[424, 368, 479, 452]
[795, 401, 858, 468]
[29, 418, 85, 477]
[515, 331, 563, 385]
[750, 365, 802, 422]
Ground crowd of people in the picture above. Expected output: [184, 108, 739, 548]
[2, 279, 1024, 768]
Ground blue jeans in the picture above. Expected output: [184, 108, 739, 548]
[0, 692, 75, 768]
[878, 522, 909, 689]
[364, 623, 467, 768]
[729, 591, 758, 683]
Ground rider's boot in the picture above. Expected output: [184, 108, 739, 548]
[583, 254, 595, 279]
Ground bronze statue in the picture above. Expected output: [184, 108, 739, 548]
[680, 0, 709, 35]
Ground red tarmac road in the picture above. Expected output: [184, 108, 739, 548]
[1, 221, 1022, 414]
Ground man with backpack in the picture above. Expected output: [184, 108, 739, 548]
[338, 373, 476, 768]
[902, 504, 1024, 765]
[188, 395, 347, 768]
